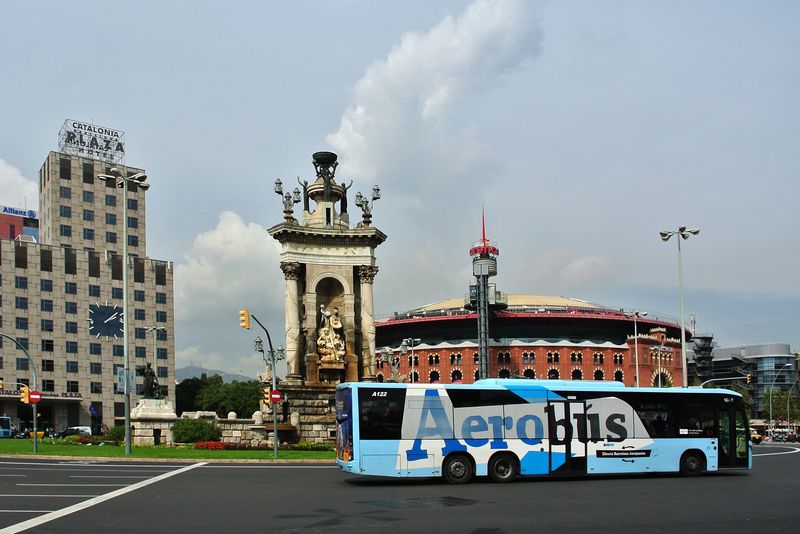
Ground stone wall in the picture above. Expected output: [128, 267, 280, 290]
[280, 384, 337, 444]
[180, 411, 299, 448]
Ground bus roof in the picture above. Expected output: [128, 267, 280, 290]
[337, 379, 742, 397]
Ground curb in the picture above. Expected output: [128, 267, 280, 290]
[0, 454, 336, 464]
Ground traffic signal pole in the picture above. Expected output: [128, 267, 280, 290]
[0, 333, 38, 453]
[250, 314, 280, 459]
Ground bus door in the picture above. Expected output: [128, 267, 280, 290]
[718, 398, 749, 469]
[547, 399, 587, 475]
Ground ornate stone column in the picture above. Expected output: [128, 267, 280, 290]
[281, 262, 303, 384]
[358, 265, 379, 380]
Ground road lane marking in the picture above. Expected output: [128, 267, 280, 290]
[0, 511, 55, 514]
[203, 465, 337, 469]
[17, 484, 128, 487]
[0, 467, 174, 473]
[0, 462, 207, 534]
[0, 495, 96, 498]
[0, 461, 186, 468]
[69, 475, 150, 478]
[0, 475, 25, 477]
[753, 446, 800, 457]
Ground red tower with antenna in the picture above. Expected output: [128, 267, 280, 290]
[469, 208, 500, 379]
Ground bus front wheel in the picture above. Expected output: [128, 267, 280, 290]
[488, 453, 518, 483]
[680, 450, 706, 477]
[443, 454, 473, 484]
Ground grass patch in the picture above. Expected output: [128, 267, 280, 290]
[0, 438, 335, 461]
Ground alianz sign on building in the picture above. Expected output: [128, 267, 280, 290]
[58, 119, 125, 163]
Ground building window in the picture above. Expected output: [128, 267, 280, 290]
[59, 224, 72, 237]
[42, 379, 55, 392]
[15, 296, 28, 310]
[128, 198, 138, 210]
[67, 381, 80, 393]
[113, 345, 124, 357]
[41, 339, 54, 352]
[59, 157, 72, 179]
[111, 287, 123, 299]
[66, 341, 78, 353]
[15, 317, 28, 330]
[157, 348, 168, 359]
[41, 279, 53, 292]
[614, 370, 624, 382]
[155, 292, 167, 304]
[16, 338, 29, 351]
[90, 362, 102, 375]
[83, 190, 94, 202]
[65, 248, 77, 274]
[155, 263, 167, 286]
[572, 369, 583, 380]
[451, 369, 463, 382]
[59, 205, 72, 218]
[65, 302, 78, 314]
[42, 359, 55, 372]
[14, 276, 28, 289]
[65, 281, 77, 294]
[66, 361, 79, 373]
[135, 328, 146, 340]
[65, 321, 78, 334]
[41, 319, 53, 332]
[59, 186, 71, 199]
[17, 358, 29, 371]
[548, 368, 560, 379]
[83, 228, 95, 241]
[83, 209, 94, 221]
[105, 213, 117, 225]
[105, 194, 116, 207]
[90, 343, 102, 355]
[89, 284, 100, 297]
[134, 290, 145, 302]
[593, 352, 604, 364]
[594, 369, 604, 380]
[156, 311, 167, 323]
[523, 369, 535, 379]
[128, 216, 138, 229]
[41, 299, 53, 312]
[157, 367, 168, 379]
[83, 161, 94, 184]
[134, 309, 145, 321]
[127, 235, 138, 247]
[106, 231, 117, 244]
[135, 346, 146, 358]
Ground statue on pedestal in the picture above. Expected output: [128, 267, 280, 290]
[142, 363, 161, 399]
[317, 304, 345, 362]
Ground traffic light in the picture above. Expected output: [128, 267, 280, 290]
[19, 385, 30, 404]
[239, 308, 251, 330]
[746, 373, 752, 384]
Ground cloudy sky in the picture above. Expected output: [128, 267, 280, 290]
[1, 0, 797, 377]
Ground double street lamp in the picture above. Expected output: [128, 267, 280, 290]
[660, 226, 700, 388]
[400, 338, 421, 383]
[98, 168, 150, 456]
[769, 363, 792, 437]
[624, 311, 647, 387]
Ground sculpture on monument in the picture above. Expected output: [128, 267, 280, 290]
[317, 304, 346, 362]
[142, 363, 161, 399]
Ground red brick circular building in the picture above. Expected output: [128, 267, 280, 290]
[375, 294, 687, 387]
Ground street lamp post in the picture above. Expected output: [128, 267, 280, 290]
[660, 226, 700, 388]
[250, 314, 285, 459]
[0, 333, 38, 453]
[401, 338, 421, 383]
[787, 374, 799, 433]
[624, 311, 647, 387]
[769, 363, 792, 438]
[99, 168, 149, 456]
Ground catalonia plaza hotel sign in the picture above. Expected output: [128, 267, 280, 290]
[58, 119, 125, 163]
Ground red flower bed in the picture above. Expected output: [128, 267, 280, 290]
[194, 441, 227, 450]
[75, 436, 96, 445]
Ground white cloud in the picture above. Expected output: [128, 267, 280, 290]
[0, 159, 38, 209]
[327, 0, 542, 187]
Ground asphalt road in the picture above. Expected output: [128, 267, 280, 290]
[0, 444, 798, 533]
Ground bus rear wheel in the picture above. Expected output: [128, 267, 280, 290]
[489, 453, 518, 483]
[443, 454, 473, 484]
[680, 450, 706, 477]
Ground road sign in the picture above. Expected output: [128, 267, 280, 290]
[270, 390, 281, 404]
[28, 390, 41, 403]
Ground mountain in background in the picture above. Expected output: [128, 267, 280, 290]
[176, 365, 255, 383]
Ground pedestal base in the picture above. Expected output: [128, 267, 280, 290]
[131, 399, 178, 446]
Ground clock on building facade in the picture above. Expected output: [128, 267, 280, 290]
[88, 303, 124, 338]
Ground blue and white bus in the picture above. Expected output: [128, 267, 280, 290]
[335, 379, 751, 483]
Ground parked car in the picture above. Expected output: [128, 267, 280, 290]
[750, 431, 763, 444]
[57, 426, 92, 439]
